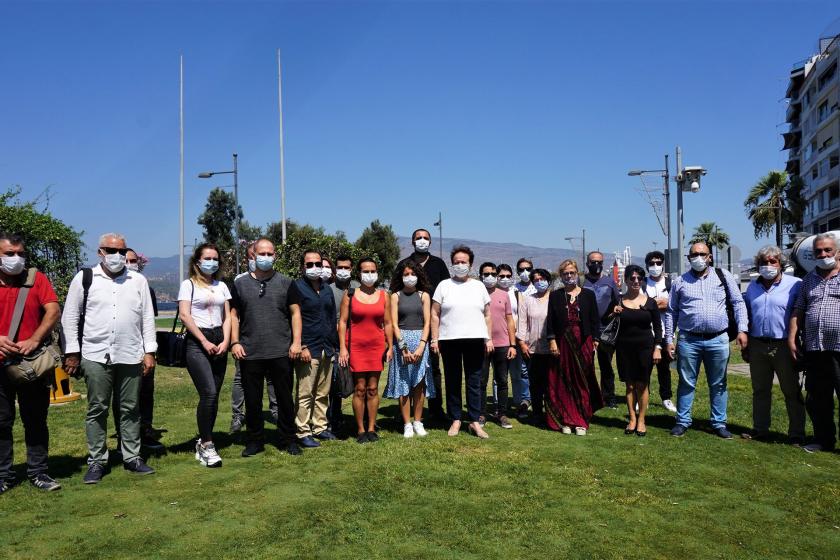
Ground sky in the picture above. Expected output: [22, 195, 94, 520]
[1, 0, 839, 264]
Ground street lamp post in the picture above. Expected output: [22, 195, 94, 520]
[198, 153, 241, 275]
[564, 228, 586, 268]
[628, 155, 671, 274]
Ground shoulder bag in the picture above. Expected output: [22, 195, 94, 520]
[335, 287, 355, 398]
[3, 268, 61, 386]
[713, 268, 738, 342]
[156, 280, 192, 367]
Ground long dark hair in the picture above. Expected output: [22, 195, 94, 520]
[189, 242, 221, 285]
[389, 259, 431, 294]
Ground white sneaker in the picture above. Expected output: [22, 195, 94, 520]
[575, 427, 587, 436]
[197, 442, 223, 467]
[194, 438, 202, 462]
[403, 423, 415, 438]
[663, 399, 677, 413]
[412, 421, 428, 437]
[803, 443, 824, 454]
[560, 425, 572, 435]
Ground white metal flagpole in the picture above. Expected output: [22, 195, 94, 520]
[179, 54, 185, 282]
[277, 48, 287, 243]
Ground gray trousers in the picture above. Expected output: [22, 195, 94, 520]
[83, 359, 141, 465]
[748, 337, 806, 438]
[231, 359, 278, 420]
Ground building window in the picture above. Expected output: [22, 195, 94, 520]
[819, 62, 837, 90]
[831, 154, 839, 168]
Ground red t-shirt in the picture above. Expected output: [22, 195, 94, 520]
[0, 271, 59, 350]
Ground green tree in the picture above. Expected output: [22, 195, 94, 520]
[238, 220, 262, 244]
[355, 219, 400, 280]
[271, 221, 368, 279]
[691, 221, 730, 263]
[0, 186, 83, 302]
[744, 170, 804, 247]
[197, 187, 243, 276]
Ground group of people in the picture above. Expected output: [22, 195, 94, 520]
[1, 227, 839, 494]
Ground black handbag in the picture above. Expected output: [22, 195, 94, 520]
[156, 281, 192, 367]
[599, 314, 621, 347]
[335, 287, 355, 398]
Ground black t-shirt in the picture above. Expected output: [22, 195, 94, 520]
[231, 272, 293, 360]
[288, 278, 338, 357]
[402, 253, 450, 292]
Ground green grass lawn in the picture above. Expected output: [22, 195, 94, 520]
[2, 357, 839, 559]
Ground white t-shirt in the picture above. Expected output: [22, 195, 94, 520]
[645, 277, 668, 331]
[177, 279, 232, 329]
[433, 278, 491, 340]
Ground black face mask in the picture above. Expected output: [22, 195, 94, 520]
[587, 262, 603, 276]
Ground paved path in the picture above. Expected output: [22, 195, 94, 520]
[728, 362, 780, 385]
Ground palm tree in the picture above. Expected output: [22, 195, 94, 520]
[743, 170, 804, 247]
[691, 222, 730, 263]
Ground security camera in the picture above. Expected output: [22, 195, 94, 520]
[681, 165, 707, 192]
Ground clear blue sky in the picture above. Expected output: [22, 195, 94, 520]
[1, 1, 838, 263]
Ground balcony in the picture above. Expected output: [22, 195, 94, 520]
[786, 100, 802, 121]
[783, 130, 802, 149]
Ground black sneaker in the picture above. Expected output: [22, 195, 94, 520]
[356, 432, 370, 444]
[84, 463, 105, 484]
[606, 398, 618, 410]
[141, 434, 165, 451]
[367, 431, 380, 443]
[284, 442, 303, 456]
[670, 424, 688, 437]
[0, 479, 14, 494]
[714, 427, 733, 440]
[517, 402, 530, 420]
[30, 474, 62, 492]
[298, 436, 321, 448]
[314, 430, 337, 441]
[124, 457, 155, 475]
[241, 442, 265, 457]
[741, 429, 769, 441]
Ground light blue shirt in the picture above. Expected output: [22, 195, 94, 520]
[664, 267, 749, 344]
[744, 274, 801, 339]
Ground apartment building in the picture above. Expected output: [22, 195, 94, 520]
[784, 33, 840, 234]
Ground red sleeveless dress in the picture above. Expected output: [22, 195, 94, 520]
[347, 290, 387, 373]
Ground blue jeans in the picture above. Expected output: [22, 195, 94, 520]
[510, 350, 531, 405]
[676, 332, 730, 429]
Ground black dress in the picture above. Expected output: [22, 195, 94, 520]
[614, 298, 662, 383]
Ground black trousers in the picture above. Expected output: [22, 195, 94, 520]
[480, 347, 510, 417]
[439, 339, 485, 422]
[805, 351, 840, 449]
[327, 361, 344, 430]
[240, 357, 295, 445]
[185, 329, 227, 442]
[597, 344, 616, 402]
[528, 353, 552, 419]
[0, 373, 50, 481]
[427, 352, 445, 415]
[655, 352, 673, 401]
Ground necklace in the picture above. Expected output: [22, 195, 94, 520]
[565, 288, 577, 304]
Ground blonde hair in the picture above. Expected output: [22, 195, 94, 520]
[557, 259, 579, 275]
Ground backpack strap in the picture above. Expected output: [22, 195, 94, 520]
[5, 281, 32, 342]
[77, 267, 93, 352]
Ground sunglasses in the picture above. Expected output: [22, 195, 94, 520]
[100, 247, 128, 256]
[2, 251, 25, 257]
[688, 252, 709, 258]
[304, 262, 322, 268]
[627, 276, 643, 283]
[498, 274, 513, 279]
[481, 272, 497, 278]
[126, 259, 139, 264]
[518, 267, 533, 272]
[647, 260, 663, 265]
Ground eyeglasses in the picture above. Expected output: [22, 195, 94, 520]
[561, 271, 577, 276]
[814, 247, 835, 255]
[100, 247, 128, 256]
[498, 274, 512, 279]
[259, 281, 267, 297]
[304, 262, 321, 268]
[480, 272, 497, 278]
[687, 252, 709, 258]
[126, 259, 139, 264]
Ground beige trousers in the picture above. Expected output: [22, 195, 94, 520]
[294, 351, 333, 438]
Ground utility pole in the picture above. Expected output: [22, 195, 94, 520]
[664, 154, 672, 275]
[434, 212, 443, 258]
[676, 146, 684, 274]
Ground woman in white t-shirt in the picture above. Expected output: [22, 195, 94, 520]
[178, 243, 232, 468]
[430, 245, 492, 439]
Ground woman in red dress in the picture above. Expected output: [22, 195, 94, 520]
[338, 258, 393, 443]
[545, 259, 603, 435]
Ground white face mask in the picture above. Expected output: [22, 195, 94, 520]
[498, 277, 514, 289]
[403, 275, 418, 288]
[451, 263, 470, 278]
[647, 265, 663, 277]
[562, 277, 578, 286]
[689, 256, 708, 272]
[335, 269, 351, 281]
[126, 263, 139, 272]
[414, 239, 431, 253]
[248, 259, 256, 273]
[816, 256, 837, 270]
[0, 255, 26, 275]
[102, 253, 126, 273]
[361, 272, 378, 287]
[482, 275, 497, 288]
[320, 267, 333, 281]
[758, 265, 779, 280]
[518, 270, 531, 283]
[305, 266, 323, 280]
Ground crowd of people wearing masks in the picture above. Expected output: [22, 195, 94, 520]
[1, 227, 839, 493]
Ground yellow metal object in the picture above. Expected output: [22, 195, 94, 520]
[50, 367, 81, 405]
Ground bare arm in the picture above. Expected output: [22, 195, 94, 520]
[289, 303, 304, 360]
[230, 307, 246, 359]
[383, 291, 393, 362]
[484, 303, 493, 354]
[788, 308, 804, 360]
[16, 302, 60, 356]
[505, 312, 516, 359]
[338, 292, 350, 366]
[430, 301, 441, 354]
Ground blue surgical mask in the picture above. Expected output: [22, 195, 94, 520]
[256, 255, 275, 271]
[248, 259, 256, 273]
[199, 260, 219, 275]
[534, 279, 550, 293]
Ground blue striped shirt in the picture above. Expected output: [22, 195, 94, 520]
[664, 268, 748, 344]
